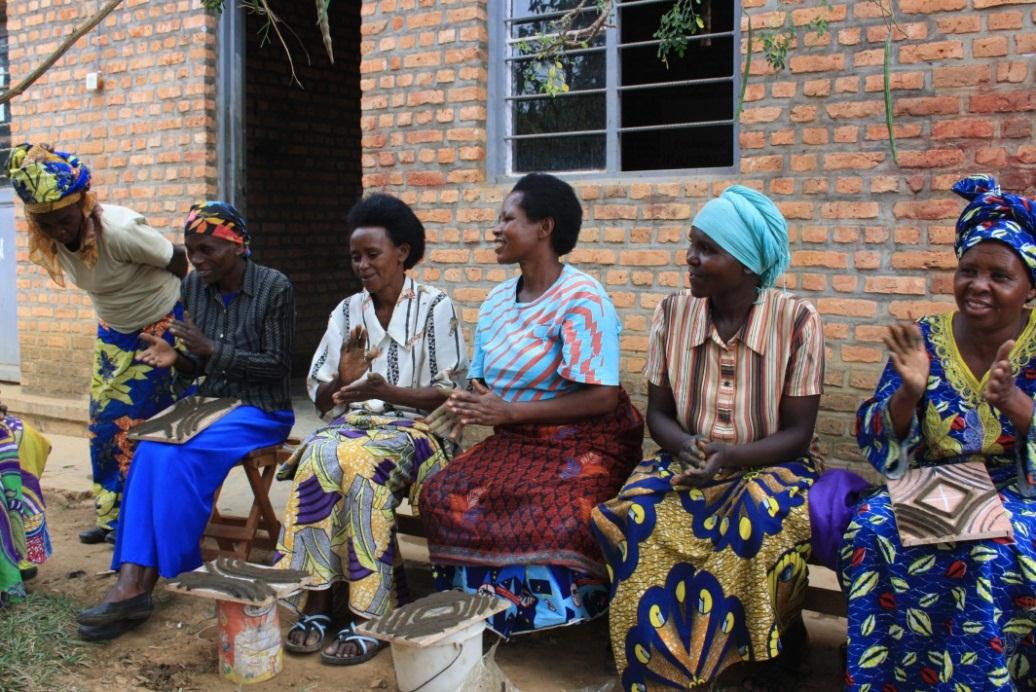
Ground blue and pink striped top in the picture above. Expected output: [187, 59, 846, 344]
[469, 265, 621, 402]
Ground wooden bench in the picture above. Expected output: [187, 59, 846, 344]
[395, 507, 846, 619]
[201, 439, 298, 561]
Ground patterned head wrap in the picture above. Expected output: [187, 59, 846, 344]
[691, 185, 790, 288]
[6, 143, 99, 287]
[7, 143, 92, 213]
[953, 174, 1036, 283]
[184, 201, 251, 257]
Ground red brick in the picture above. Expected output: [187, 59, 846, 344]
[823, 152, 885, 170]
[864, 277, 928, 295]
[969, 91, 1036, 113]
[816, 299, 878, 317]
[899, 41, 965, 63]
[933, 65, 991, 87]
[895, 96, 960, 116]
[974, 36, 1010, 57]
[891, 251, 958, 270]
[893, 200, 961, 220]
[896, 149, 966, 168]
[821, 202, 880, 219]
[792, 251, 849, 269]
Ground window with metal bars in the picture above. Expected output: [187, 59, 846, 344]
[491, 0, 739, 176]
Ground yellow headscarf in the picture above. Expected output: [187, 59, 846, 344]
[7, 144, 100, 286]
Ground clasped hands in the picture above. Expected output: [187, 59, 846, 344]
[137, 311, 213, 368]
[417, 380, 511, 443]
[669, 435, 732, 488]
[884, 322, 1021, 412]
[330, 325, 387, 406]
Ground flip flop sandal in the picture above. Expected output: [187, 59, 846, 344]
[284, 613, 332, 654]
[320, 621, 387, 666]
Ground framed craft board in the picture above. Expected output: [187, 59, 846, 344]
[887, 460, 1014, 547]
[166, 563, 318, 606]
[127, 396, 240, 444]
[358, 591, 510, 647]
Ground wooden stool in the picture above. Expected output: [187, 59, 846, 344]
[201, 439, 297, 561]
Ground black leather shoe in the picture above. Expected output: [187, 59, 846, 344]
[78, 527, 112, 544]
[77, 617, 145, 641]
[104, 529, 117, 545]
[78, 593, 153, 626]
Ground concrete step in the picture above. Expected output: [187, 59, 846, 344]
[2, 384, 90, 437]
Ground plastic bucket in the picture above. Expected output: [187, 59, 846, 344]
[216, 600, 283, 684]
[390, 620, 486, 692]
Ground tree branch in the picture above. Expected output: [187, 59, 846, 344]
[0, 0, 127, 106]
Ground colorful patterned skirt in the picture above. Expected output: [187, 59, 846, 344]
[89, 304, 183, 531]
[841, 461, 1036, 691]
[419, 391, 644, 636]
[0, 416, 51, 605]
[112, 406, 294, 579]
[591, 453, 818, 690]
[274, 412, 451, 618]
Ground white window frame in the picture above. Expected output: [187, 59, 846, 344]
[488, 0, 741, 179]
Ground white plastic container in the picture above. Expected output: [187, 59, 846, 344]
[390, 620, 486, 692]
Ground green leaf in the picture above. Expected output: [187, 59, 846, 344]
[850, 571, 879, 600]
[908, 554, 936, 575]
[859, 645, 889, 669]
[961, 621, 983, 635]
[877, 535, 897, 564]
[1003, 617, 1033, 635]
[906, 608, 933, 637]
[977, 577, 994, 603]
[989, 667, 1011, 687]
[970, 545, 998, 563]
[1019, 554, 1036, 582]
[882, 31, 898, 166]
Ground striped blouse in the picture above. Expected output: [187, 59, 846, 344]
[470, 264, 620, 402]
[308, 277, 467, 420]
[645, 288, 824, 444]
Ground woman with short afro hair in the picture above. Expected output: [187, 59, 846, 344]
[274, 192, 467, 665]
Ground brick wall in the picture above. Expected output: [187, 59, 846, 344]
[0, 2, 10, 182]
[9, 0, 1036, 466]
[244, 0, 362, 374]
[358, 0, 1036, 466]
[9, 0, 217, 396]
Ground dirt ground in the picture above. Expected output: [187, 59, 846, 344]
[24, 488, 849, 692]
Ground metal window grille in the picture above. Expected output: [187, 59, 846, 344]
[491, 0, 740, 177]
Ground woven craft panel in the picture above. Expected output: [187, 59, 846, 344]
[887, 461, 1013, 547]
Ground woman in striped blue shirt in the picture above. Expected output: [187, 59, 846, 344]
[419, 173, 643, 637]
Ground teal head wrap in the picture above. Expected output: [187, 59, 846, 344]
[691, 185, 790, 288]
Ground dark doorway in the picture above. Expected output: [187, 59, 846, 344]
[239, 2, 363, 374]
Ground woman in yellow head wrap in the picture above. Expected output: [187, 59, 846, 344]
[7, 144, 188, 545]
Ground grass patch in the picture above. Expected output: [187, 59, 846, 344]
[0, 591, 88, 692]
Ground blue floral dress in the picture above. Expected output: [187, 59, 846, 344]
[844, 310, 1036, 691]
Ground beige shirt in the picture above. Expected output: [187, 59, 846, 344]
[55, 204, 180, 332]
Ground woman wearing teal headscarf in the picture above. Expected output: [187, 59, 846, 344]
[592, 186, 826, 690]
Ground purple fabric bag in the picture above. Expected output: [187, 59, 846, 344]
[808, 468, 871, 571]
